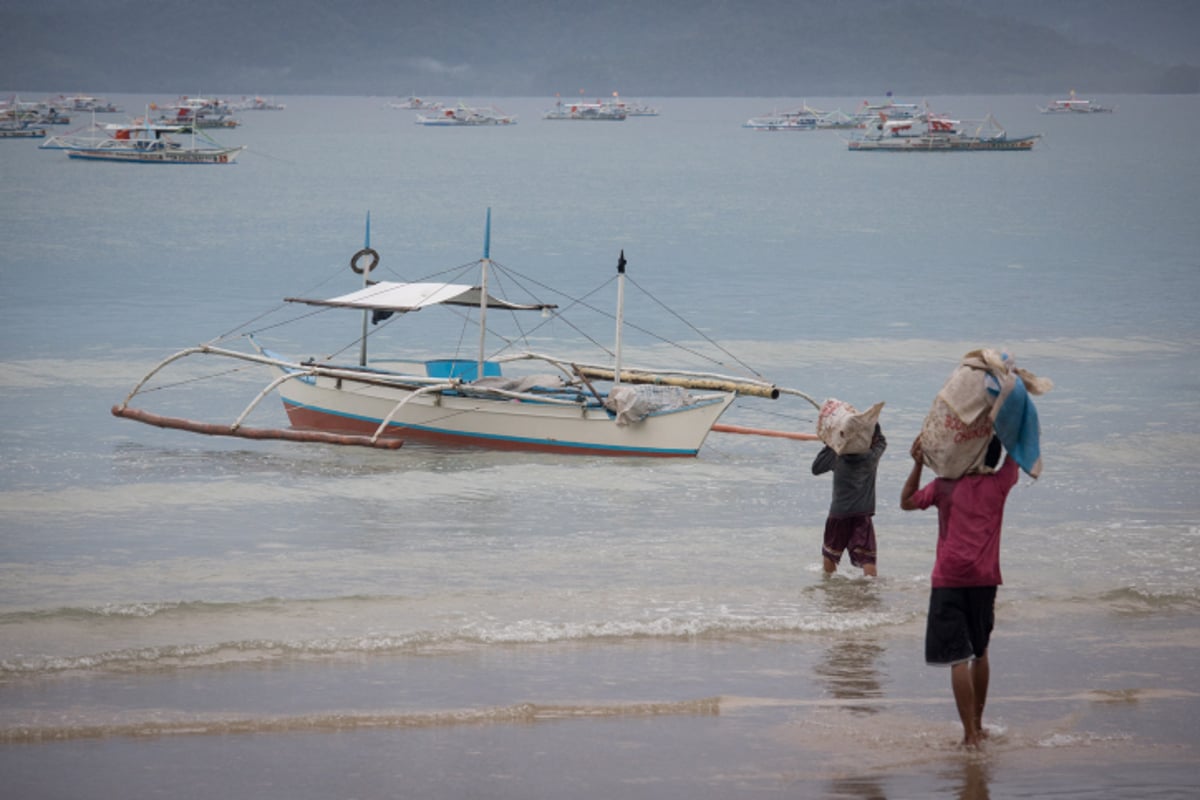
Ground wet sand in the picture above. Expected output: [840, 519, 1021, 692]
[3, 609, 1197, 799]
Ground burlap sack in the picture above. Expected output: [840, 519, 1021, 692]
[920, 357, 995, 478]
[817, 398, 884, 455]
[919, 393, 993, 478]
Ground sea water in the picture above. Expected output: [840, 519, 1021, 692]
[1, 94, 1198, 798]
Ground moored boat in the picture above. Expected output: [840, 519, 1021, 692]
[743, 107, 820, 131]
[415, 104, 516, 126]
[0, 120, 46, 138]
[58, 94, 124, 113]
[744, 104, 862, 131]
[852, 99, 921, 125]
[618, 100, 660, 116]
[154, 97, 240, 128]
[543, 94, 627, 121]
[112, 212, 819, 457]
[234, 96, 286, 111]
[848, 111, 1040, 152]
[46, 115, 243, 164]
[1039, 90, 1114, 114]
[40, 116, 191, 151]
[388, 96, 443, 111]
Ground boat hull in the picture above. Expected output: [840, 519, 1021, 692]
[848, 136, 1038, 151]
[65, 146, 244, 164]
[0, 127, 46, 138]
[277, 373, 735, 457]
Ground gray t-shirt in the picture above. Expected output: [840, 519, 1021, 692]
[811, 429, 887, 515]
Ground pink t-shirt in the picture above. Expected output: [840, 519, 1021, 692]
[910, 457, 1019, 588]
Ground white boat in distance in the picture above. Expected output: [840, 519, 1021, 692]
[388, 96, 443, 111]
[848, 109, 1040, 152]
[1039, 90, 1114, 114]
[415, 104, 516, 126]
[543, 94, 627, 121]
[113, 212, 819, 457]
[43, 114, 244, 164]
[40, 116, 191, 151]
[58, 94, 124, 113]
[743, 104, 860, 131]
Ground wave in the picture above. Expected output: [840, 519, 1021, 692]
[0, 602, 914, 677]
[0, 697, 722, 744]
[1094, 586, 1200, 615]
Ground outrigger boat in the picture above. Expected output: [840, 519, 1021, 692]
[415, 104, 516, 126]
[0, 119, 46, 138]
[1039, 91, 1114, 114]
[44, 112, 244, 164]
[113, 212, 819, 456]
[59, 94, 124, 113]
[40, 115, 190, 151]
[848, 111, 1040, 152]
[743, 104, 860, 131]
[388, 96, 443, 111]
[543, 95, 627, 121]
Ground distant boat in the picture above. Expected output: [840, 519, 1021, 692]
[44, 113, 243, 164]
[389, 96, 443, 111]
[852, 99, 922, 125]
[848, 110, 1040, 152]
[619, 100, 660, 117]
[543, 94, 627, 121]
[743, 107, 820, 131]
[154, 96, 240, 128]
[58, 94, 124, 114]
[0, 119, 45, 138]
[234, 96, 286, 111]
[415, 104, 516, 126]
[1039, 91, 1114, 114]
[3, 97, 71, 125]
[744, 104, 861, 131]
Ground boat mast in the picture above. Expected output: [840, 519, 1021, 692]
[614, 250, 626, 386]
[359, 212, 371, 366]
[477, 208, 491, 381]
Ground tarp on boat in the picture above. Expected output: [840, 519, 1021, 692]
[285, 281, 556, 313]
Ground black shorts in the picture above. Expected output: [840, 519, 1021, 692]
[924, 586, 996, 666]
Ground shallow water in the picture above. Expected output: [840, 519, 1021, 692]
[1, 93, 1198, 797]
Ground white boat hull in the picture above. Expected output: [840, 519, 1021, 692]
[66, 146, 244, 164]
[277, 372, 735, 457]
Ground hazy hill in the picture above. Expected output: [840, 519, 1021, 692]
[3, 0, 1197, 96]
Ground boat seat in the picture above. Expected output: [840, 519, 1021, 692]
[425, 359, 502, 381]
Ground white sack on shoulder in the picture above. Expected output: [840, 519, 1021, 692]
[817, 398, 884, 455]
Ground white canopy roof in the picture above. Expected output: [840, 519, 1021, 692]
[285, 281, 556, 313]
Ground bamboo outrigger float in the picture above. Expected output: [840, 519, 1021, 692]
[113, 212, 821, 456]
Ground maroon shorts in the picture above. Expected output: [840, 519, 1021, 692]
[822, 513, 877, 567]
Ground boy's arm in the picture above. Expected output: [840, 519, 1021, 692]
[871, 423, 887, 458]
[900, 435, 925, 510]
[811, 445, 836, 475]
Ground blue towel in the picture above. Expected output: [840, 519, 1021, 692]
[990, 376, 1042, 478]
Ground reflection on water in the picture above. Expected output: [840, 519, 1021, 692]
[824, 756, 992, 800]
[942, 757, 992, 800]
[814, 578, 885, 715]
[826, 776, 887, 799]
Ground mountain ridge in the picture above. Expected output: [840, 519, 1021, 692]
[3, 0, 1197, 96]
